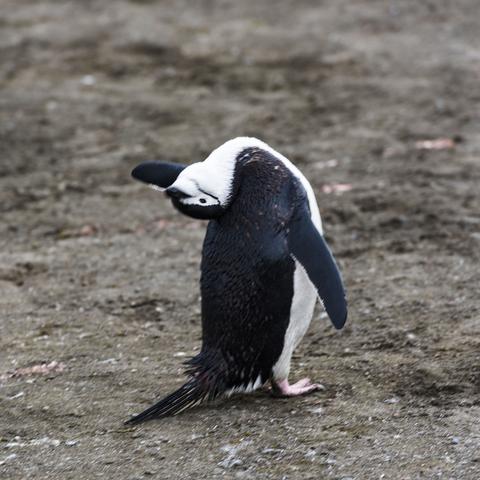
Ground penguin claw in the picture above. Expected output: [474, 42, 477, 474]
[270, 378, 325, 397]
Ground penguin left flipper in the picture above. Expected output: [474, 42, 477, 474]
[287, 202, 348, 330]
[131, 161, 186, 189]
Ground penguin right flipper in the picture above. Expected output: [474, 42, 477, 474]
[287, 202, 347, 330]
[131, 161, 186, 190]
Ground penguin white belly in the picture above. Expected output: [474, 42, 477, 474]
[271, 260, 317, 381]
[269, 154, 322, 382]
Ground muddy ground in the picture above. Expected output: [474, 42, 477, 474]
[1, 1, 479, 479]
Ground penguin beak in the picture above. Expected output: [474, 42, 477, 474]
[131, 161, 186, 190]
[165, 187, 191, 200]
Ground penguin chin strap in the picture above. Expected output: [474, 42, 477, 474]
[270, 377, 325, 397]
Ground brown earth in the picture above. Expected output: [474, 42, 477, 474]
[1, 1, 479, 479]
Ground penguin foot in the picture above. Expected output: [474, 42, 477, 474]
[270, 378, 325, 397]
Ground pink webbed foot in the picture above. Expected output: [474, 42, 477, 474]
[271, 378, 325, 397]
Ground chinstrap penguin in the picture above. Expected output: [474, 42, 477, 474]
[126, 137, 347, 423]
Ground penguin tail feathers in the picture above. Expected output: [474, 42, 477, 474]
[125, 379, 208, 424]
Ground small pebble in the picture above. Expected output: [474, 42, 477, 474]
[6, 453, 17, 461]
[305, 448, 316, 460]
[8, 391, 24, 400]
[81, 75, 96, 86]
[384, 397, 400, 404]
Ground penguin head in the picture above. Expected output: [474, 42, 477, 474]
[132, 137, 290, 220]
[164, 159, 235, 219]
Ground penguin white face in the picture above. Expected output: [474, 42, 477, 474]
[131, 161, 233, 219]
[165, 158, 235, 219]
[131, 140, 250, 219]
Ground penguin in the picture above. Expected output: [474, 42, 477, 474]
[126, 137, 347, 423]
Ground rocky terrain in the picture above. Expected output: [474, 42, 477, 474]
[1, 1, 479, 478]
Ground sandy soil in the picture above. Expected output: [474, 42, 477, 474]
[1, 1, 479, 478]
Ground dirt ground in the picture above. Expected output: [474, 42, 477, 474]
[1, 1, 479, 478]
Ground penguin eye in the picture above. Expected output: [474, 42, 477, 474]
[199, 198, 207, 204]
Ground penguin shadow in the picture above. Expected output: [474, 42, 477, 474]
[212, 386, 332, 417]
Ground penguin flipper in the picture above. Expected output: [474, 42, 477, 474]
[125, 379, 207, 424]
[287, 203, 347, 330]
[131, 161, 186, 189]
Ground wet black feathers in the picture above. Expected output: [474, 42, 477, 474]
[125, 379, 208, 424]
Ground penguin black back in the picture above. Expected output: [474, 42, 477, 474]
[198, 150, 302, 388]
